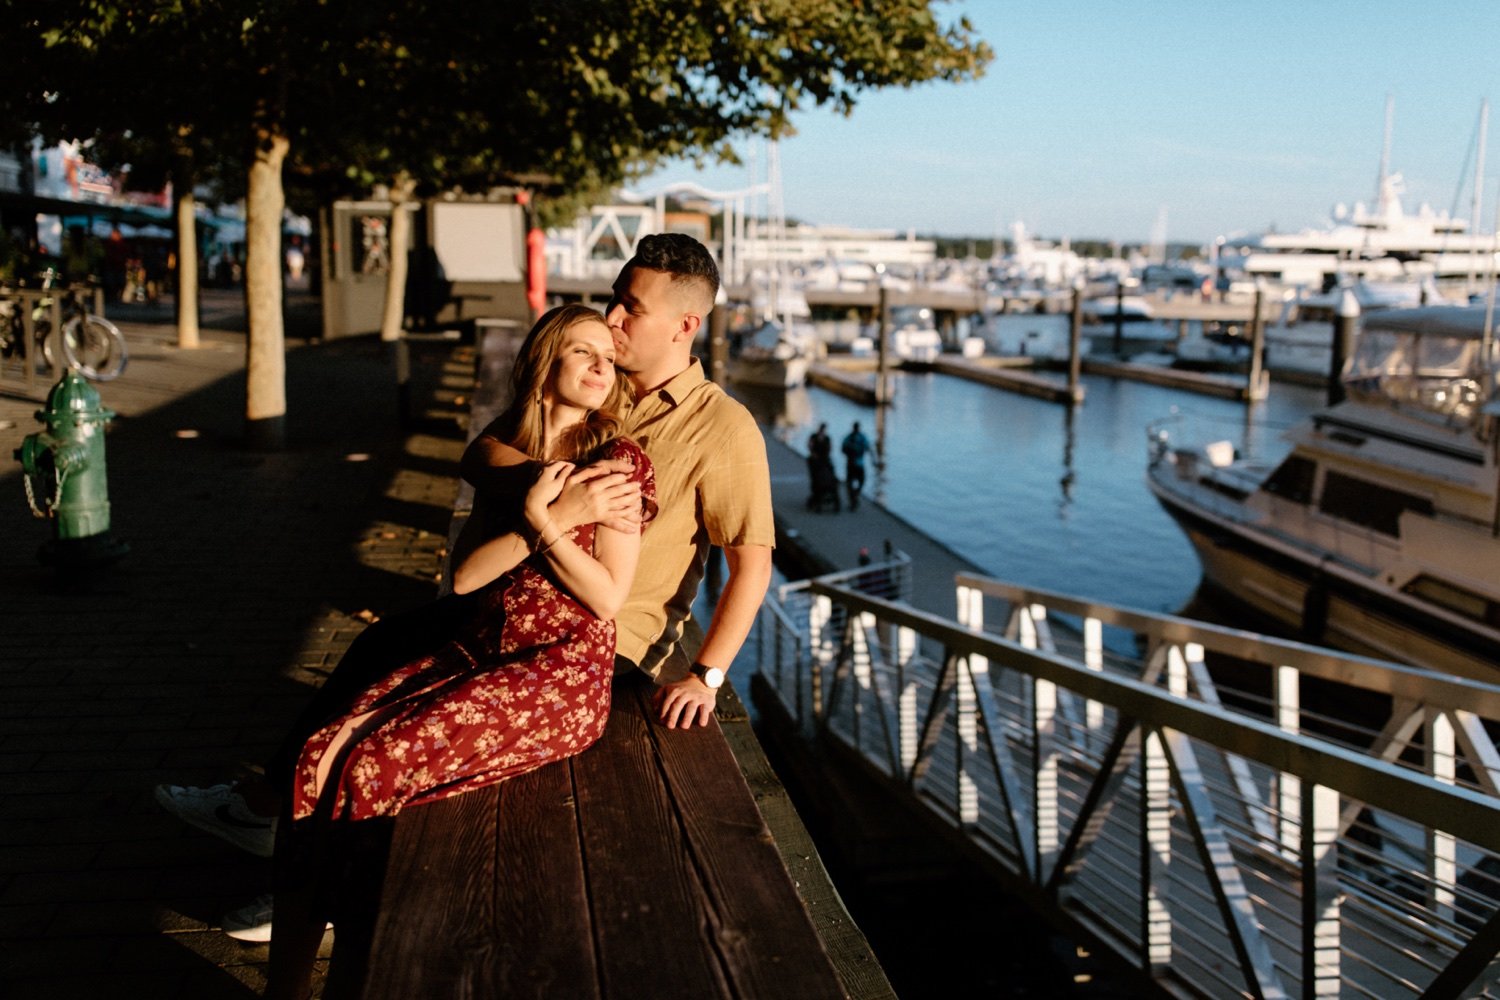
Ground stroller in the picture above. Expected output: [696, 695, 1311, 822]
[806, 457, 841, 512]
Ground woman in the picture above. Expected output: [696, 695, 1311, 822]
[267, 304, 655, 997]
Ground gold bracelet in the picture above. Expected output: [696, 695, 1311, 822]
[536, 521, 563, 554]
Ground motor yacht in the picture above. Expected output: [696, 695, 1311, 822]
[727, 319, 813, 389]
[1146, 305, 1500, 680]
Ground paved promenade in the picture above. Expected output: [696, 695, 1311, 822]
[0, 290, 468, 997]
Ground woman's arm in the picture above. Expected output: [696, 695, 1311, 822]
[526, 464, 642, 620]
[451, 440, 536, 595]
[450, 492, 534, 595]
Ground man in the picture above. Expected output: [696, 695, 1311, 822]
[841, 420, 871, 511]
[155, 234, 773, 938]
[464, 233, 774, 728]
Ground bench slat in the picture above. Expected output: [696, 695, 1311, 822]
[573, 674, 730, 998]
[365, 764, 599, 998]
[634, 680, 849, 998]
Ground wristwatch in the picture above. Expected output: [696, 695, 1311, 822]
[689, 662, 725, 690]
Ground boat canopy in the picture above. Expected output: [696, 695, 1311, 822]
[1343, 306, 1498, 430]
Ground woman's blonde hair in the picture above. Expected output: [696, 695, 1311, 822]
[497, 304, 629, 462]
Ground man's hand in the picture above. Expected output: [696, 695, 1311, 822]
[555, 459, 643, 534]
[653, 677, 716, 729]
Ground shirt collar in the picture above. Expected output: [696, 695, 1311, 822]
[632, 357, 705, 408]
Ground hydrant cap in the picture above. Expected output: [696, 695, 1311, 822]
[45, 373, 110, 421]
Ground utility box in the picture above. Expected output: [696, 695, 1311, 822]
[320, 197, 529, 339]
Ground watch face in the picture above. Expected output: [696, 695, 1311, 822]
[696, 666, 725, 689]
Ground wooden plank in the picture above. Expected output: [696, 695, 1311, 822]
[733, 677, 899, 1000]
[637, 677, 849, 999]
[572, 673, 729, 999]
[364, 764, 599, 999]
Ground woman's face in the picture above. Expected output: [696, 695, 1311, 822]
[546, 319, 616, 412]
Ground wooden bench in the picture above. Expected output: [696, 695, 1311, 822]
[354, 321, 892, 999]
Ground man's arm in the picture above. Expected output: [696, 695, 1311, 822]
[653, 542, 773, 729]
[461, 427, 643, 534]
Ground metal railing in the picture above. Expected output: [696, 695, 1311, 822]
[752, 566, 1500, 999]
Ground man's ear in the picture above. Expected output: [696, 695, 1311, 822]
[677, 313, 702, 343]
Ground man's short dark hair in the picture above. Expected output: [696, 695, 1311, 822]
[629, 233, 720, 307]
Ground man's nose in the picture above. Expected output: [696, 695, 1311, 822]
[603, 301, 624, 327]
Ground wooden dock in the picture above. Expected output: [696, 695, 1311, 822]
[1081, 356, 1268, 400]
[807, 360, 886, 404]
[924, 355, 1083, 403]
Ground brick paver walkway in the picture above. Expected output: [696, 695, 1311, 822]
[0, 289, 470, 998]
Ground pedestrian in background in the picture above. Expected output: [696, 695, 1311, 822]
[841, 421, 871, 511]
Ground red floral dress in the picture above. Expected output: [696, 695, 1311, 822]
[292, 439, 655, 823]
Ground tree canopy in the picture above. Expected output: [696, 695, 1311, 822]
[4, 0, 991, 445]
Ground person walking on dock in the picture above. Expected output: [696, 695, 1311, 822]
[841, 421, 871, 511]
[807, 422, 839, 511]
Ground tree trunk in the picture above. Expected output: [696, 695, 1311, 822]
[379, 172, 416, 342]
[172, 151, 200, 349]
[245, 129, 289, 450]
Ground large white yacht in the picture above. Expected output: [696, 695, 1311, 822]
[1146, 305, 1500, 680]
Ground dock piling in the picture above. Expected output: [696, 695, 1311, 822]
[1330, 290, 1360, 406]
[1068, 286, 1083, 399]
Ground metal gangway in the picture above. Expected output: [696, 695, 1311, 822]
[752, 557, 1500, 999]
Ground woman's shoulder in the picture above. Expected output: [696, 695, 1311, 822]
[604, 436, 652, 471]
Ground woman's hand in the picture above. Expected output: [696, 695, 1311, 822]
[524, 461, 574, 533]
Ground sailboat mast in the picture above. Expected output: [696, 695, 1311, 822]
[1471, 99, 1490, 294]
[1377, 93, 1394, 215]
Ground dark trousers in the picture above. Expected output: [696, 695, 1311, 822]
[264, 592, 481, 791]
[845, 461, 866, 505]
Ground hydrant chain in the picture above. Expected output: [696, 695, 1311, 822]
[22, 463, 67, 519]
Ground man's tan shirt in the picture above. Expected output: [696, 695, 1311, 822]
[616, 359, 775, 678]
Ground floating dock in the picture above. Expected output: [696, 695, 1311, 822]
[1081, 356, 1268, 400]
[924, 355, 1083, 404]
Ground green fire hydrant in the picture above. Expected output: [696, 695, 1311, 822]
[15, 371, 129, 567]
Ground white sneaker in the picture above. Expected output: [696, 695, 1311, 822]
[154, 783, 277, 858]
[221, 893, 275, 942]
[220, 893, 331, 943]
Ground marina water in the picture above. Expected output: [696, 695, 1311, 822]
[740, 315, 1328, 620]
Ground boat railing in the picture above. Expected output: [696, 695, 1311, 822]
[752, 564, 1500, 999]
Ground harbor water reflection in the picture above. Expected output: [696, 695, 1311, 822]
[736, 368, 1326, 618]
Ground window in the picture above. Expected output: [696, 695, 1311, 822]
[1318, 470, 1432, 536]
[1402, 575, 1500, 627]
[1262, 455, 1316, 505]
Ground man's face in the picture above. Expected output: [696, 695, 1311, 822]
[604, 266, 690, 376]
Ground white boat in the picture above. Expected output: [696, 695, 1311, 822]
[1220, 101, 1496, 292]
[1146, 304, 1500, 681]
[888, 305, 943, 362]
[1082, 293, 1178, 358]
[1261, 279, 1443, 379]
[728, 320, 813, 389]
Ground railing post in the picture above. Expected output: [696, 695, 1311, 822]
[898, 625, 918, 775]
[1084, 617, 1104, 755]
[850, 610, 875, 747]
[809, 595, 832, 720]
[1277, 664, 1302, 857]
[1142, 727, 1173, 974]
[1428, 709, 1457, 924]
[1035, 673, 1059, 882]
[958, 655, 979, 825]
[1301, 782, 1341, 997]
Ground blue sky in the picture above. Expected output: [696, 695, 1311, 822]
[640, 1, 1500, 246]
